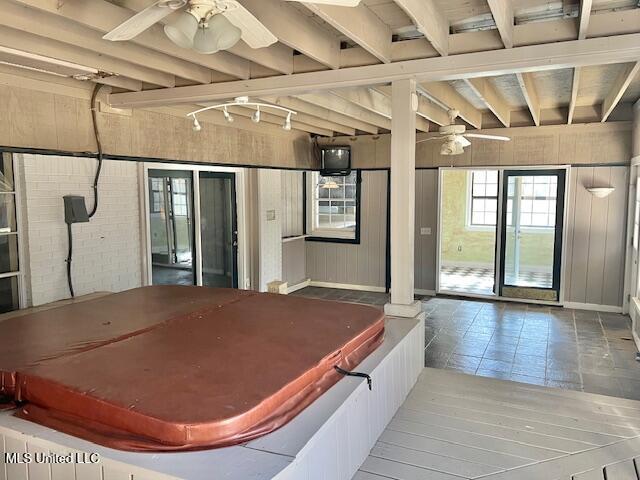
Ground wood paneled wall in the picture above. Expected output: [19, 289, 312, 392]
[415, 170, 439, 293]
[319, 122, 632, 169]
[0, 79, 314, 169]
[282, 238, 307, 287]
[305, 170, 388, 289]
[564, 166, 629, 307]
[281, 170, 305, 237]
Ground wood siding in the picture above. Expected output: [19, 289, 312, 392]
[415, 170, 439, 293]
[305, 170, 388, 289]
[280, 170, 305, 237]
[564, 166, 629, 306]
[0, 82, 314, 169]
[319, 122, 632, 169]
[282, 238, 307, 286]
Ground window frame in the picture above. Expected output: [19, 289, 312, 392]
[0, 151, 25, 312]
[506, 175, 558, 230]
[305, 170, 362, 244]
[466, 170, 499, 231]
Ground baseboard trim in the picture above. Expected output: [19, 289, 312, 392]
[286, 279, 311, 294]
[563, 302, 623, 313]
[308, 281, 386, 293]
[415, 289, 436, 296]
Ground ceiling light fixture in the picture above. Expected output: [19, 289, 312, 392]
[187, 96, 296, 132]
[252, 107, 261, 123]
[283, 112, 292, 131]
[222, 106, 233, 123]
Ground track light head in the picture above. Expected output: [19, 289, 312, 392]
[252, 107, 261, 123]
[223, 106, 234, 123]
[191, 116, 201, 132]
[283, 112, 292, 131]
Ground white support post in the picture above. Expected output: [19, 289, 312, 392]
[385, 79, 422, 318]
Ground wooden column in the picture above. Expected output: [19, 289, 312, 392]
[384, 79, 422, 318]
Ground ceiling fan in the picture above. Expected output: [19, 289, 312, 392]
[417, 109, 510, 155]
[103, 0, 362, 54]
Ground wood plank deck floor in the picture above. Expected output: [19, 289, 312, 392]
[353, 368, 640, 480]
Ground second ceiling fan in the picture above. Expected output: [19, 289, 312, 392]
[103, 0, 362, 54]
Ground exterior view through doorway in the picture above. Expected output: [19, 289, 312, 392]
[437, 167, 567, 303]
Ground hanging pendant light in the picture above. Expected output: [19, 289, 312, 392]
[320, 179, 339, 189]
[252, 107, 261, 123]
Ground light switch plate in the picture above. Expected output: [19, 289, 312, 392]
[420, 227, 432, 235]
[266, 209, 276, 221]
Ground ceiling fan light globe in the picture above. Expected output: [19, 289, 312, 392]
[204, 15, 242, 52]
[193, 25, 220, 54]
[164, 11, 199, 49]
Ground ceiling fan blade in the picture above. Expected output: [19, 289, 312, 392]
[456, 136, 471, 147]
[223, 3, 278, 49]
[103, 1, 177, 41]
[285, 0, 362, 5]
[465, 133, 511, 142]
[416, 136, 444, 144]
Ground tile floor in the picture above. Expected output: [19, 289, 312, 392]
[293, 287, 640, 401]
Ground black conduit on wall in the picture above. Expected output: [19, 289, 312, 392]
[66, 84, 104, 298]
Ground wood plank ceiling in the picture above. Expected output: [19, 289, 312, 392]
[1, 0, 639, 136]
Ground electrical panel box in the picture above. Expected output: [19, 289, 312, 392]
[63, 195, 89, 224]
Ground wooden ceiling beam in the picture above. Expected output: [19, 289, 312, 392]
[486, 0, 514, 48]
[578, 0, 593, 40]
[373, 85, 449, 126]
[109, 33, 640, 107]
[239, 0, 340, 69]
[419, 82, 482, 129]
[568, 67, 581, 124]
[0, 1, 212, 84]
[261, 96, 379, 134]
[601, 62, 640, 122]
[391, 0, 449, 56]
[515, 72, 540, 126]
[0, 25, 175, 87]
[331, 87, 430, 132]
[117, 0, 293, 75]
[297, 93, 392, 130]
[463, 78, 510, 127]
[10, 0, 249, 79]
[303, 3, 392, 63]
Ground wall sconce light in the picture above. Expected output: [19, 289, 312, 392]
[587, 187, 615, 198]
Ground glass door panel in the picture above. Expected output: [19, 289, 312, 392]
[499, 170, 565, 301]
[199, 172, 238, 288]
[148, 170, 195, 286]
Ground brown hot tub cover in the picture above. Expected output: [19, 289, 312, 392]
[0, 286, 384, 451]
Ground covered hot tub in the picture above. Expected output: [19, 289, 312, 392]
[0, 286, 385, 452]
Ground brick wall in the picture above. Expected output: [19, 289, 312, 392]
[18, 154, 143, 306]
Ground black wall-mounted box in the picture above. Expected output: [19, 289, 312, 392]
[63, 195, 89, 224]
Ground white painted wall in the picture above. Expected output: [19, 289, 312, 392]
[257, 169, 283, 292]
[18, 154, 143, 306]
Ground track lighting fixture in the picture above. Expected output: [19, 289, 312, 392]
[283, 112, 292, 131]
[223, 106, 234, 123]
[252, 107, 261, 123]
[187, 97, 296, 133]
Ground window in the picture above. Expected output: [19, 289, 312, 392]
[507, 175, 557, 228]
[0, 153, 21, 313]
[150, 178, 164, 214]
[307, 171, 360, 242]
[469, 170, 498, 226]
[171, 178, 188, 217]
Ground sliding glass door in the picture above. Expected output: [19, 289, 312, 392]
[199, 172, 238, 288]
[148, 170, 195, 286]
[147, 168, 239, 288]
[499, 170, 566, 301]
